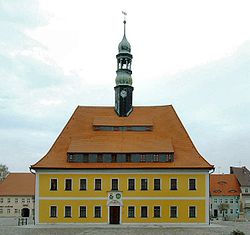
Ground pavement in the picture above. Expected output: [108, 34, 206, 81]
[0, 219, 249, 235]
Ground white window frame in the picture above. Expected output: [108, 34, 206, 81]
[79, 178, 88, 191]
[170, 205, 178, 218]
[170, 178, 178, 190]
[141, 178, 148, 191]
[65, 178, 73, 191]
[153, 205, 161, 218]
[111, 178, 119, 191]
[94, 178, 102, 191]
[50, 178, 58, 191]
[128, 178, 136, 190]
[49, 205, 58, 218]
[140, 205, 148, 218]
[64, 205, 72, 218]
[188, 178, 197, 191]
[79, 205, 87, 218]
[127, 205, 136, 218]
[153, 178, 161, 191]
[94, 205, 102, 218]
[189, 205, 197, 218]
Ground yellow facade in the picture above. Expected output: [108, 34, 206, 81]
[37, 171, 208, 224]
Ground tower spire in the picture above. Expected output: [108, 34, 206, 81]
[114, 13, 134, 117]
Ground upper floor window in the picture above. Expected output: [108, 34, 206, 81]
[27, 198, 30, 203]
[189, 179, 196, 190]
[245, 188, 249, 193]
[128, 179, 135, 190]
[153, 154, 159, 162]
[141, 179, 148, 190]
[80, 179, 87, 191]
[95, 179, 102, 191]
[50, 179, 58, 191]
[170, 206, 177, 218]
[65, 179, 72, 191]
[50, 206, 57, 218]
[170, 178, 177, 190]
[22, 198, 25, 203]
[111, 179, 119, 191]
[15, 198, 18, 203]
[189, 206, 196, 218]
[7, 198, 11, 203]
[154, 206, 161, 218]
[0, 198, 3, 203]
[128, 206, 135, 218]
[154, 179, 161, 190]
[65, 206, 72, 218]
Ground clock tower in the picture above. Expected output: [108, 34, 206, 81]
[114, 18, 134, 117]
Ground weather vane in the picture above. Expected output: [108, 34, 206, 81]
[122, 11, 127, 21]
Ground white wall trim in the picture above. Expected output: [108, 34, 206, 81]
[35, 172, 39, 224]
[38, 196, 206, 201]
[205, 173, 209, 224]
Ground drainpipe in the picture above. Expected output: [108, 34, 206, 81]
[209, 167, 215, 225]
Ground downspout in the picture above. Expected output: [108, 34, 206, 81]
[209, 168, 215, 225]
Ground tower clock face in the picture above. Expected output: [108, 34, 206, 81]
[120, 90, 127, 98]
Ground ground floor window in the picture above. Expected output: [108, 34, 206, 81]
[80, 206, 87, 218]
[65, 206, 72, 218]
[189, 206, 196, 218]
[141, 206, 148, 218]
[94, 206, 101, 218]
[50, 206, 57, 218]
[154, 206, 161, 218]
[170, 206, 177, 218]
[128, 206, 135, 218]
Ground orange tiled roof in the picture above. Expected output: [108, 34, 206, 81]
[210, 174, 240, 196]
[31, 105, 214, 169]
[0, 173, 35, 196]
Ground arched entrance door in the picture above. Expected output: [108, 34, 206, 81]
[21, 208, 30, 217]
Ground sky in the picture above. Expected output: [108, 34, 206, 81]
[0, 0, 250, 173]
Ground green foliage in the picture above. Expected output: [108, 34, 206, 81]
[0, 164, 9, 181]
[231, 229, 245, 235]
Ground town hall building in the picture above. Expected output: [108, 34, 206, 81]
[31, 19, 214, 225]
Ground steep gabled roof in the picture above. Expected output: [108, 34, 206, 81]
[210, 174, 240, 196]
[0, 173, 35, 196]
[31, 105, 213, 170]
[230, 166, 250, 187]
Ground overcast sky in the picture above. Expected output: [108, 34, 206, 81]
[0, 0, 249, 173]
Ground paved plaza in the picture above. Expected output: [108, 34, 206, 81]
[0, 219, 250, 235]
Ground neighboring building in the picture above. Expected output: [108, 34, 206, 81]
[230, 166, 250, 218]
[0, 173, 35, 218]
[210, 174, 240, 220]
[31, 19, 214, 225]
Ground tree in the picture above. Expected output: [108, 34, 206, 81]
[0, 164, 9, 181]
[218, 203, 229, 220]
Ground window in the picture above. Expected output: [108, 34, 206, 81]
[65, 179, 72, 191]
[128, 179, 135, 190]
[230, 199, 233, 203]
[0, 209, 3, 214]
[97, 154, 103, 162]
[153, 154, 159, 162]
[230, 209, 233, 214]
[170, 178, 177, 190]
[95, 179, 102, 191]
[7, 209, 10, 214]
[141, 179, 148, 190]
[245, 188, 249, 193]
[15, 198, 18, 203]
[50, 179, 58, 191]
[225, 209, 228, 214]
[154, 179, 161, 190]
[214, 199, 217, 203]
[65, 206, 72, 218]
[189, 179, 196, 190]
[14, 209, 18, 214]
[141, 206, 147, 218]
[94, 206, 101, 218]
[80, 179, 87, 191]
[170, 206, 177, 218]
[140, 155, 146, 162]
[154, 206, 161, 218]
[50, 206, 57, 218]
[0, 198, 3, 203]
[27, 198, 30, 203]
[22, 198, 25, 203]
[7, 198, 11, 203]
[128, 206, 135, 218]
[111, 179, 119, 191]
[79, 206, 87, 218]
[189, 206, 196, 218]
[225, 199, 228, 203]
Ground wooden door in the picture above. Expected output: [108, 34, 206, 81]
[109, 206, 120, 224]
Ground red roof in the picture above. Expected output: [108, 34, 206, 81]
[210, 174, 240, 196]
[31, 105, 214, 170]
[0, 173, 35, 196]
